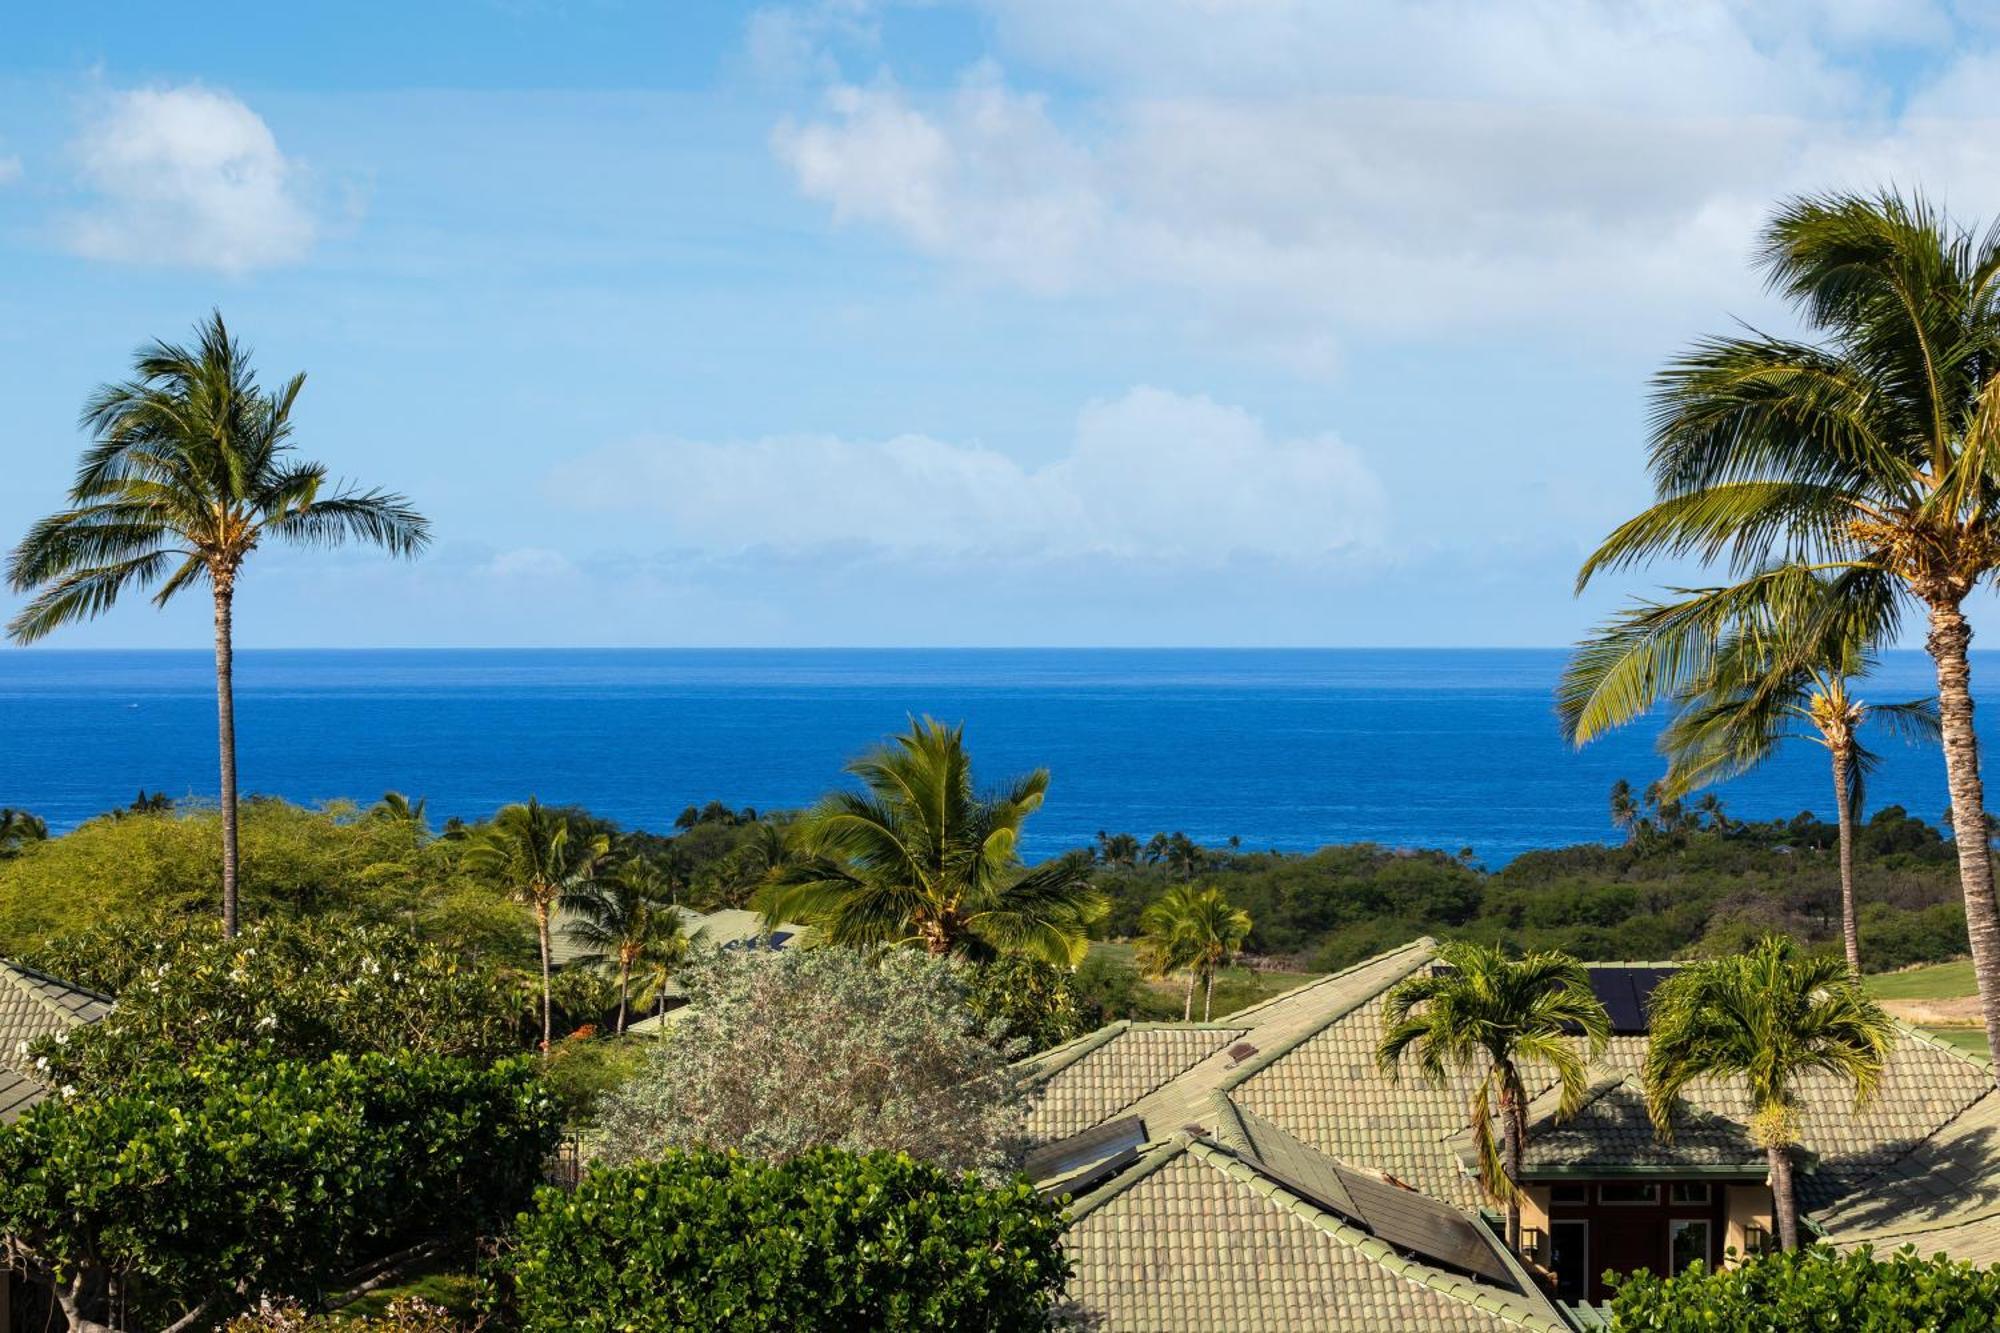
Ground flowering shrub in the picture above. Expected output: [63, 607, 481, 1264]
[225, 1298, 467, 1331]
[502, 1149, 1070, 1332]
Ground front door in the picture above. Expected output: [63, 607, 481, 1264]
[1549, 1220, 1591, 1303]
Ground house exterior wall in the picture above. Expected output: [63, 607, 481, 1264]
[1723, 1183, 1776, 1263]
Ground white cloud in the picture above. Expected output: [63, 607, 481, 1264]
[486, 547, 580, 580]
[768, 2, 2000, 363]
[546, 386, 1386, 565]
[67, 84, 316, 272]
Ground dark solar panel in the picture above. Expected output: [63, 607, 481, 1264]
[1589, 967, 1674, 1034]
[767, 932, 794, 948]
[1025, 1116, 1147, 1194]
[1334, 1163, 1517, 1286]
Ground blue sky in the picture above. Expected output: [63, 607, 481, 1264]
[3, 1, 1998, 648]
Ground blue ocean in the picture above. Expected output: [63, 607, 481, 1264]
[0, 648, 1987, 864]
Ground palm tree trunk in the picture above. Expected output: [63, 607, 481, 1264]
[1832, 744, 1860, 975]
[1499, 1078, 1522, 1252]
[615, 957, 631, 1035]
[1182, 971, 1194, 1022]
[1925, 599, 2000, 1068]
[212, 582, 240, 938]
[1204, 966, 1216, 1022]
[535, 901, 553, 1051]
[1766, 1144, 1799, 1251]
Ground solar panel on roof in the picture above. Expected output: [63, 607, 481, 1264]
[1334, 1163, 1518, 1286]
[1025, 1116, 1147, 1195]
[1589, 966, 1674, 1034]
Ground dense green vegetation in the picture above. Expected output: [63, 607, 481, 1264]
[1608, 1245, 2000, 1331]
[500, 1149, 1070, 1332]
[0, 1049, 555, 1332]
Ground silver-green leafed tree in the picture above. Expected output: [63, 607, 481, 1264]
[1561, 565, 1937, 974]
[1577, 190, 2000, 1067]
[1376, 942, 1611, 1254]
[1643, 936, 1896, 1250]
[757, 717, 1105, 966]
[5, 312, 429, 936]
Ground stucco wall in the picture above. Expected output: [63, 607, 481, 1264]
[1724, 1183, 1775, 1263]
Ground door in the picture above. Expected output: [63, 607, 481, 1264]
[1549, 1220, 1591, 1303]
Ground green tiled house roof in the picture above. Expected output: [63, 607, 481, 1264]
[0, 959, 111, 1123]
[1031, 937, 2000, 1331]
[1064, 1135, 1570, 1332]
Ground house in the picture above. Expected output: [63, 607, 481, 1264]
[1, 958, 112, 1332]
[1024, 938, 2000, 1330]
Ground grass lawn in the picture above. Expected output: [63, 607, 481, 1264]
[1864, 959, 1976, 1001]
[342, 1262, 482, 1318]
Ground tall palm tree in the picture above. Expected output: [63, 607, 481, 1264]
[1644, 936, 1896, 1250]
[370, 790, 429, 828]
[1608, 779, 1641, 842]
[1377, 942, 1612, 1252]
[566, 859, 679, 1034]
[466, 798, 610, 1050]
[1562, 567, 1938, 973]
[1095, 830, 1141, 869]
[631, 911, 698, 1037]
[757, 717, 1104, 965]
[1577, 191, 2000, 1063]
[6, 313, 429, 936]
[1136, 884, 1253, 1021]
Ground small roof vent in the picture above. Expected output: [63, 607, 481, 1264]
[1226, 1042, 1259, 1066]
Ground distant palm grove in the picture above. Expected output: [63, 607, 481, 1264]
[7, 189, 2000, 1330]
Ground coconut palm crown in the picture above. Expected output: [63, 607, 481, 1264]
[1643, 936, 1896, 1251]
[1137, 884, 1252, 1022]
[1575, 190, 2000, 1065]
[1376, 942, 1611, 1253]
[6, 312, 428, 935]
[466, 798, 610, 1050]
[757, 716, 1104, 966]
[1561, 564, 1937, 972]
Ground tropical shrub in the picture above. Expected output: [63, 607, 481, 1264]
[0, 1049, 558, 1332]
[20, 916, 523, 1089]
[964, 954, 1094, 1054]
[501, 1149, 1070, 1332]
[1608, 1245, 2000, 1331]
[592, 948, 1026, 1177]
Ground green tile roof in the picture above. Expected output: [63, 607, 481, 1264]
[1036, 936, 2000, 1328]
[0, 959, 112, 1123]
[1063, 1134, 1570, 1332]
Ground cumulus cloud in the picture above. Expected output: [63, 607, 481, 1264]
[67, 84, 316, 271]
[767, 1, 2000, 363]
[546, 386, 1386, 565]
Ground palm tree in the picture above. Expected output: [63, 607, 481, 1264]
[1163, 832, 1206, 881]
[631, 911, 698, 1037]
[1377, 942, 1612, 1252]
[466, 798, 610, 1049]
[1643, 936, 1895, 1250]
[1562, 567, 1938, 974]
[0, 808, 47, 856]
[757, 717, 1104, 965]
[1577, 190, 2000, 1063]
[1608, 779, 1641, 841]
[566, 859, 681, 1034]
[370, 791, 429, 828]
[1136, 885, 1252, 1021]
[1095, 830, 1140, 869]
[6, 313, 429, 936]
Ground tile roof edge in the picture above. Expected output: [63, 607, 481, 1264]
[1215, 942, 1439, 1094]
[1892, 1016, 1993, 1072]
[1811, 1084, 2000, 1231]
[1, 959, 114, 1018]
[1015, 1021, 1130, 1082]
[1220, 935, 1439, 1024]
[1178, 1137, 1570, 1333]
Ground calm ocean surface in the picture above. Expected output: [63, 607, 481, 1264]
[1, 648, 1990, 864]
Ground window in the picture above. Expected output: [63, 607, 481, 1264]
[1670, 1182, 1711, 1205]
[1669, 1219, 1712, 1271]
[1599, 1183, 1660, 1205]
[1549, 1183, 1588, 1205]
[1550, 1221, 1591, 1302]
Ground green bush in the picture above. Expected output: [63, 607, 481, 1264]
[502, 1149, 1071, 1331]
[1609, 1244, 2000, 1331]
[0, 1049, 559, 1331]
